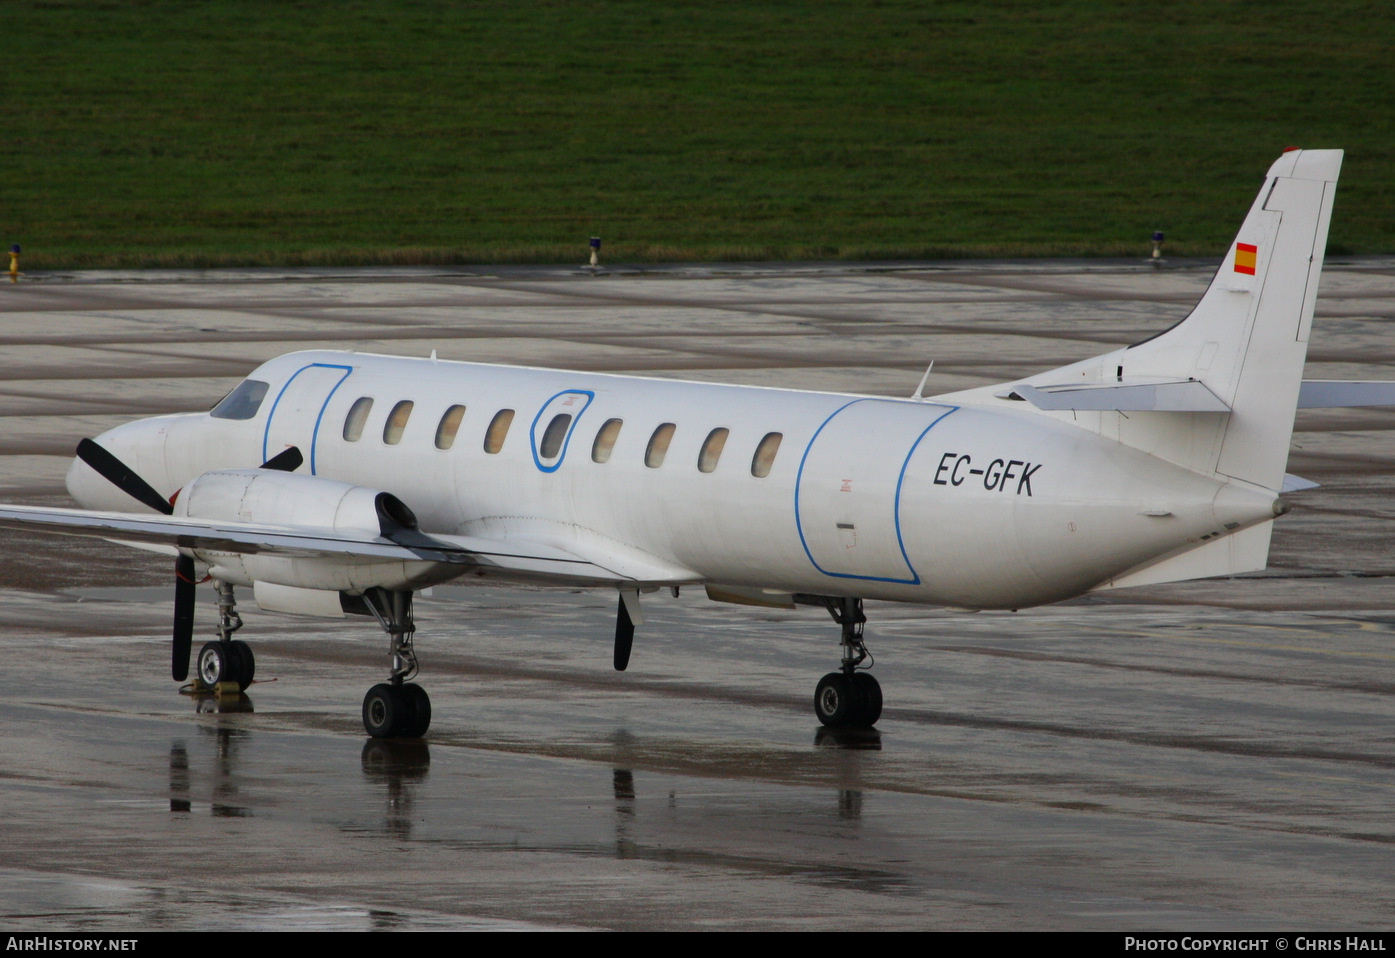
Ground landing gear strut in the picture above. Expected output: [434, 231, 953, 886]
[196, 581, 254, 691]
[801, 596, 882, 729]
[359, 588, 431, 739]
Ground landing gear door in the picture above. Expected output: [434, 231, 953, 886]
[262, 362, 354, 474]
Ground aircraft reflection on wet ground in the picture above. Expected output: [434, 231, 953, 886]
[2, 263, 1394, 928]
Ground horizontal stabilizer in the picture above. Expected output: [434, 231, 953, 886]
[1282, 473, 1320, 493]
[1010, 379, 1230, 412]
[1298, 381, 1395, 408]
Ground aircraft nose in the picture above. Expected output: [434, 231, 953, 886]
[65, 418, 174, 510]
[64, 453, 102, 508]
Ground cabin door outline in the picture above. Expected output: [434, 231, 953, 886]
[262, 362, 355, 474]
[794, 399, 956, 584]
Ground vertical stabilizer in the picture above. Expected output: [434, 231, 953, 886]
[1122, 149, 1342, 490]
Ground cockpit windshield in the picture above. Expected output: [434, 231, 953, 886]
[210, 379, 270, 420]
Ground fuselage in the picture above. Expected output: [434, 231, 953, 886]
[69, 349, 1280, 609]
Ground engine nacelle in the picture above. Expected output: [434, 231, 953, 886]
[172, 469, 458, 592]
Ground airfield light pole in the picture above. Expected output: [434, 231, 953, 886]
[8, 244, 18, 283]
[1151, 230, 1165, 265]
[589, 236, 601, 270]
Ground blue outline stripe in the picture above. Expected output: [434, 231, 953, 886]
[891, 406, 959, 578]
[529, 389, 595, 473]
[793, 400, 958, 585]
[261, 362, 354, 474]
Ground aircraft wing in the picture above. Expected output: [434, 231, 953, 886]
[0, 504, 700, 586]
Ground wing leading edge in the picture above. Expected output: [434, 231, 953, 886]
[0, 504, 700, 586]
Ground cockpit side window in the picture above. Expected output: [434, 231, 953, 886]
[210, 379, 270, 420]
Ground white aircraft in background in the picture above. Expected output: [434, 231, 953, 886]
[1, 148, 1388, 739]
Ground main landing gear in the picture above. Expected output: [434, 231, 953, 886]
[192, 581, 431, 739]
[196, 581, 255, 691]
[357, 588, 431, 740]
[801, 596, 882, 729]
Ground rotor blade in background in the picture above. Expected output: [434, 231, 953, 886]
[172, 555, 196, 681]
[614, 595, 635, 671]
[75, 439, 173, 515]
[260, 446, 303, 472]
[77, 439, 198, 680]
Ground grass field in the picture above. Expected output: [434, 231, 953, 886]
[4, 1, 1393, 267]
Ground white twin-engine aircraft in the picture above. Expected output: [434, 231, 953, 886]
[1, 148, 1386, 739]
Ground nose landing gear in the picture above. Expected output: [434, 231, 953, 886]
[195, 581, 255, 691]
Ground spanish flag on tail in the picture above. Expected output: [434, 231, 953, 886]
[1234, 242, 1258, 275]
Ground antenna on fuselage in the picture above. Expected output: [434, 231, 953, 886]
[911, 361, 934, 401]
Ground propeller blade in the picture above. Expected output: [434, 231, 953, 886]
[260, 446, 303, 472]
[75, 438, 173, 515]
[172, 555, 196, 681]
[614, 595, 635, 671]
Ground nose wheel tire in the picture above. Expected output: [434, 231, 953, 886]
[196, 640, 255, 691]
[814, 671, 882, 729]
[229, 640, 254, 686]
[362, 682, 431, 739]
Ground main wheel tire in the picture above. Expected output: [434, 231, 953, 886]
[363, 683, 407, 739]
[401, 684, 432, 738]
[814, 672, 859, 728]
[851, 672, 883, 727]
[228, 639, 255, 689]
[197, 641, 232, 689]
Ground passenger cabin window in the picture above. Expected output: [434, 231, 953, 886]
[645, 423, 676, 468]
[343, 397, 374, 442]
[383, 400, 413, 445]
[435, 405, 466, 450]
[751, 431, 782, 478]
[539, 413, 572, 459]
[697, 427, 729, 473]
[210, 379, 270, 420]
[592, 418, 623, 463]
[484, 409, 515, 454]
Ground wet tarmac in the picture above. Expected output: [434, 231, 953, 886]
[1, 260, 1394, 930]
